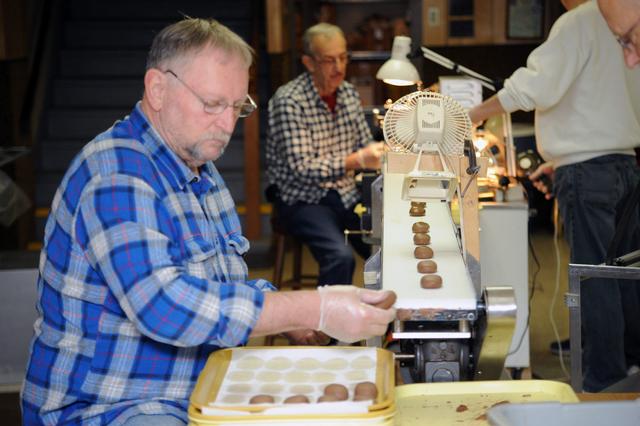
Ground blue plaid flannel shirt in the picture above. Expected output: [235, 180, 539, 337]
[21, 103, 275, 425]
[266, 72, 373, 208]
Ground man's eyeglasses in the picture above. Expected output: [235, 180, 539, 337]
[312, 52, 351, 67]
[615, 17, 640, 52]
[164, 69, 257, 118]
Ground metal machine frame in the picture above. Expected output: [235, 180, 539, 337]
[566, 263, 640, 392]
[364, 151, 517, 383]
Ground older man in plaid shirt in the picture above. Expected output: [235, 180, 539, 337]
[266, 23, 385, 287]
[21, 19, 396, 425]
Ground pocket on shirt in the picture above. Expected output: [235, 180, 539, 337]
[183, 237, 218, 279]
[226, 233, 250, 256]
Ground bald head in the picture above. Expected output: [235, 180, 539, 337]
[598, 0, 640, 67]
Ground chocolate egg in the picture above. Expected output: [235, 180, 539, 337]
[413, 233, 431, 245]
[420, 274, 443, 289]
[323, 383, 349, 401]
[353, 381, 378, 401]
[409, 206, 425, 217]
[417, 260, 437, 273]
[249, 394, 275, 404]
[414, 246, 434, 259]
[374, 291, 397, 309]
[412, 222, 430, 233]
[283, 394, 310, 404]
[317, 394, 340, 403]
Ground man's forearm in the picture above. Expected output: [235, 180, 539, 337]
[468, 94, 507, 124]
[250, 290, 321, 337]
[345, 151, 362, 171]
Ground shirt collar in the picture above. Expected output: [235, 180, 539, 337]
[302, 72, 346, 110]
[130, 102, 217, 191]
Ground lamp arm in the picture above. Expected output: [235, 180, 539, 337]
[419, 46, 498, 92]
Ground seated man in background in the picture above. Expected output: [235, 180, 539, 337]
[468, 0, 640, 392]
[266, 23, 385, 287]
[21, 18, 396, 425]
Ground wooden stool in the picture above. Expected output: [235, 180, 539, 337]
[265, 214, 318, 345]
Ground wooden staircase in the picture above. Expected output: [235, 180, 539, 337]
[32, 0, 271, 254]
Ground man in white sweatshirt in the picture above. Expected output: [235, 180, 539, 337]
[468, 0, 640, 392]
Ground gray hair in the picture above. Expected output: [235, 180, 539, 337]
[302, 23, 345, 56]
[146, 18, 254, 70]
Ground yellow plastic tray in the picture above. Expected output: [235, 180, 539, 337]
[394, 380, 579, 425]
[189, 346, 395, 422]
[187, 402, 395, 425]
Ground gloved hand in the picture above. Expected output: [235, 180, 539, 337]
[356, 142, 386, 170]
[284, 329, 331, 346]
[317, 285, 396, 343]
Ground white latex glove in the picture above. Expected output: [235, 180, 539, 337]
[317, 285, 396, 343]
[284, 329, 331, 346]
[356, 142, 386, 169]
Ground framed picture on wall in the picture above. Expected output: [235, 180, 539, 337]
[507, 0, 544, 39]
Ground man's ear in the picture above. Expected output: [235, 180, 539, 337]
[301, 55, 315, 73]
[144, 68, 166, 111]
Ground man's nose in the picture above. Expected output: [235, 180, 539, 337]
[216, 107, 237, 134]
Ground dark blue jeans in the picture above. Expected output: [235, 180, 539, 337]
[276, 190, 370, 286]
[555, 154, 640, 391]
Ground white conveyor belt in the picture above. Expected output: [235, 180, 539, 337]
[381, 172, 477, 311]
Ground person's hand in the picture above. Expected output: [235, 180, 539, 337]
[317, 285, 396, 343]
[356, 142, 386, 170]
[283, 329, 331, 346]
[467, 107, 483, 127]
[529, 162, 555, 200]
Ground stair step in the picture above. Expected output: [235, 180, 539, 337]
[35, 173, 62, 207]
[38, 140, 86, 172]
[34, 165, 263, 209]
[38, 135, 246, 173]
[62, 20, 251, 49]
[45, 109, 129, 140]
[58, 50, 147, 78]
[44, 107, 248, 141]
[66, 0, 252, 22]
[52, 79, 143, 107]
[63, 21, 166, 49]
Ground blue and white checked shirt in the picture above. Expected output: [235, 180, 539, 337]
[21, 103, 275, 425]
[266, 72, 373, 208]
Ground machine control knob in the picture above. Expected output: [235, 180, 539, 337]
[431, 368, 455, 382]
